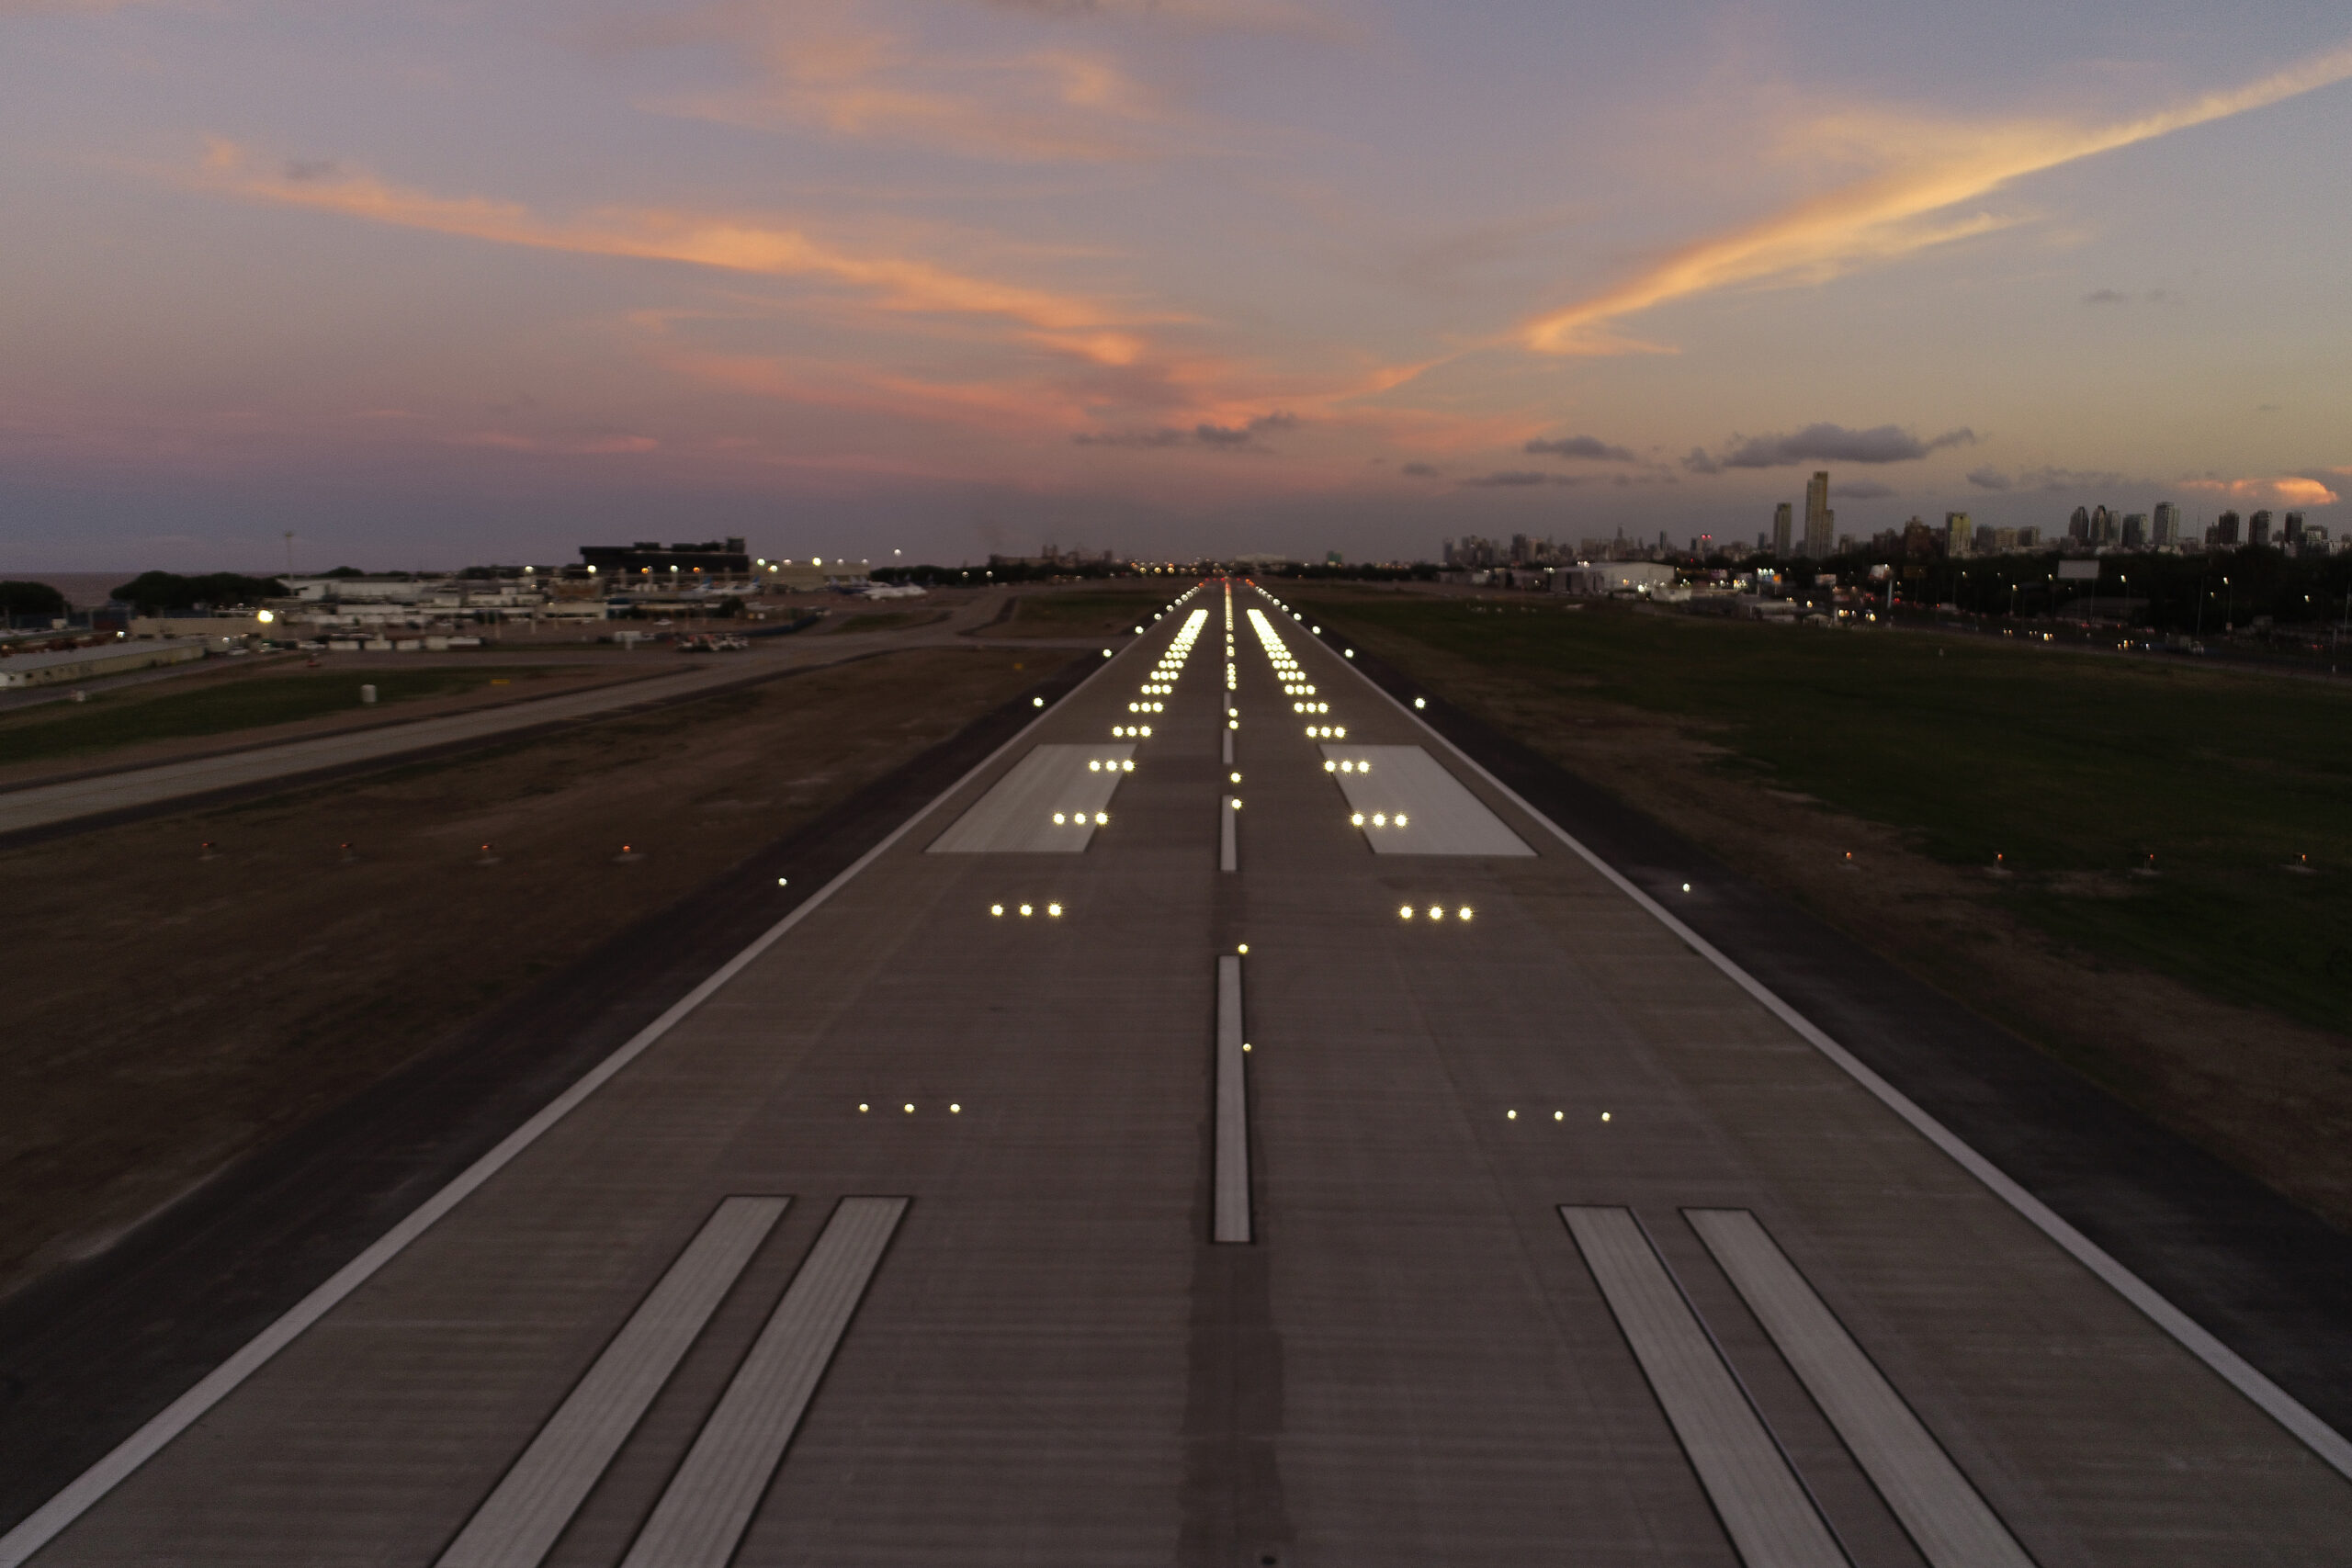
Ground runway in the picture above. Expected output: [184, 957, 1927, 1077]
[6, 580, 2350, 1566]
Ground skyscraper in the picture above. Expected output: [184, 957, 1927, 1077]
[1771, 502, 1792, 556]
[2069, 506, 2091, 543]
[2249, 510, 2273, 547]
[1803, 471, 1833, 558]
[2153, 502, 2180, 547]
[2121, 513, 2146, 549]
[1943, 512, 1971, 556]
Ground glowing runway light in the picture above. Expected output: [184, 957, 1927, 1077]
[1019, 904, 1034, 917]
[1047, 903, 1063, 917]
[1399, 906, 1414, 919]
[990, 904, 1004, 916]
[1457, 906, 1471, 919]
[858, 1103, 869, 1112]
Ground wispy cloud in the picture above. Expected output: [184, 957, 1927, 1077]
[1524, 434, 1637, 462]
[1074, 412, 1296, 450]
[1521, 41, 2352, 355]
[191, 140, 1161, 365]
[1968, 465, 2131, 491]
[1687, 422, 1974, 471]
[661, 24, 1170, 164]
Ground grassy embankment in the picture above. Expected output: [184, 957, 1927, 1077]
[0, 666, 548, 767]
[1300, 592, 2352, 1221]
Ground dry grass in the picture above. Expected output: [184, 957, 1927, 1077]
[0, 648, 1046, 1297]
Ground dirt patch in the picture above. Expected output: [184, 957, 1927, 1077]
[1306, 594, 2352, 1231]
[0, 647, 1055, 1299]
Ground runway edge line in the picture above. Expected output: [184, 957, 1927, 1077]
[1291, 589, 2352, 1484]
[0, 631, 1147, 1568]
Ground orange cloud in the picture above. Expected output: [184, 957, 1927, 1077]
[1523, 42, 2352, 355]
[194, 140, 1159, 364]
[2182, 476, 2339, 507]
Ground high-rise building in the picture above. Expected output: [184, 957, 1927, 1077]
[2069, 505, 2091, 543]
[2121, 513, 2147, 549]
[2215, 511, 2241, 546]
[1943, 512, 1972, 556]
[2153, 502, 2180, 547]
[2249, 510, 2273, 547]
[2284, 512, 2306, 545]
[1802, 471, 1833, 557]
[1771, 502, 1793, 557]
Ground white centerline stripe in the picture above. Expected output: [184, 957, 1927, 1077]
[1687, 1210, 2035, 1568]
[1294, 587, 2352, 1482]
[619, 1197, 908, 1568]
[1215, 955, 1251, 1244]
[1220, 794, 1238, 874]
[0, 645, 1137, 1568]
[1560, 1207, 1847, 1568]
[435, 1197, 789, 1568]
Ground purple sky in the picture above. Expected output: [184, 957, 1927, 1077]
[3, 1, 2347, 570]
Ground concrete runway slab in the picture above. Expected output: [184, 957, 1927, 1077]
[9, 581, 2352, 1567]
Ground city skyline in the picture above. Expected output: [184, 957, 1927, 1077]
[2, 2, 2348, 571]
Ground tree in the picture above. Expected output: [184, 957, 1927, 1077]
[0, 580, 69, 616]
[109, 571, 289, 613]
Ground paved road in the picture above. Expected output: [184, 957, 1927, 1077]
[6, 581, 2349, 1566]
[0, 611, 1094, 841]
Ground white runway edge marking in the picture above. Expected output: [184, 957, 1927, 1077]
[1214, 955, 1251, 1244]
[0, 644, 1138, 1568]
[1220, 794, 1238, 873]
[435, 1197, 790, 1568]
[1298, 588, 2352, 1482]
[618, 1198, 908, 1568]
[1687, 1210, 2035, 1568]
[925, 743, 1135, 853]
[1560, 1208, 1846, 1568]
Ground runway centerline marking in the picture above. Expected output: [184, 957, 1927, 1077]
[434, 1196, 789, 1568]
[1215, 955, 1251, 1244]
[619, 1197, 909, 1568]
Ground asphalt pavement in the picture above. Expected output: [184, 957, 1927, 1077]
[5, 581, 2349, 1566]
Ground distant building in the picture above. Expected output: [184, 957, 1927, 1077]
[2120, 513, 2147, 549]
[1943, 512, 1972, 556]
[2283, 512, 2305, 545]
[2153, 502, 2180, 547]
[1802, 472, 1833, 558]
[2069, 506, 2091, 544]
[2249, 510, 2273, 547]
[1771, 502, 1793, 557]
[2214, 511, 2242, 546]
[580, 538, 752, 577]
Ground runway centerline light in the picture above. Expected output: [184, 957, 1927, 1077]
[904, 1103, 915, 1113]
[1019, 903, 1033, 917]
[1457, 906, 1470, 919]
[1047, 903, 1063, 917]
[1400, 906, 1414, 919]
[859, 1103, 869, 1112]
[990, 904, 1004, 916]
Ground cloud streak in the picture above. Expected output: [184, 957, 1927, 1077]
[1687, 422, 1974, 471]
[1521, 41, 2352, 355]
[192, 140, 1161, 366]
[1523, 434, 1636, 462]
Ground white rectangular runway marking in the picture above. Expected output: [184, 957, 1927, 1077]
[927, 744, 1134, 853]
[1561, 1207, 1846, 1568]
[1220, 795, 1238, 873]
[1319, 745, 1532, 856]
[435, 1197, 788, 1568]
[1222, 727, 1233, 766]
[1215, 955, 1250, 1243]
[619, 1197, 908, 1568]
[1688, 1210, 2034, 1568]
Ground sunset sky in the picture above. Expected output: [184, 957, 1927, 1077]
[4, 1, 2348, 570]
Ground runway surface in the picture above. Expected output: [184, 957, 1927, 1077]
[6, 581, 2350, 1566]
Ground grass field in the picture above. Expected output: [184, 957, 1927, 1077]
[1308, 597, 2352, 1037]
[831, 609, 945, 635]
[0, 666, 558, 767]
[997, 589, 1167, 637]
